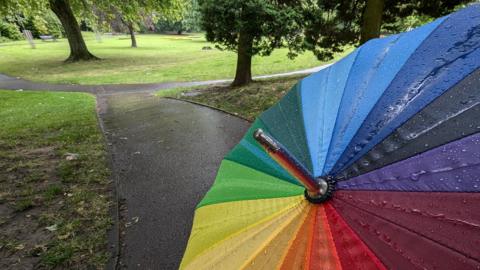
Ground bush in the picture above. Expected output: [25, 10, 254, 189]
[0, 36, 11, 43]
[37, 11, 64, 38]
[382, 14, 434, 33]
[23, 12, 64, 38]
[0, 20, 22, 40]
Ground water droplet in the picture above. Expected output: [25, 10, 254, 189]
[410, 170, 426, 181]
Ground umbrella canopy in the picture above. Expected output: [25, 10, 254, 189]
[181, 5, 480, 270]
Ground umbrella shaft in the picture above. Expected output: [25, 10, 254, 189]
[272, 149, 319, 192]
[253, 129, 320, 193]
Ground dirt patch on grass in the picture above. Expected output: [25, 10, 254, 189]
[0, 145, 61, 269]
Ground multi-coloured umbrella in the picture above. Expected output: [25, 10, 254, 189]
[181, 5, 480, 269]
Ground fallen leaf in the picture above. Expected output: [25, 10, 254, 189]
[58, 233, 70, 240]
[46, 224, 58, 232]
[65, 153, 79, 161]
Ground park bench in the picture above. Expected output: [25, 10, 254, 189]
[39, 35, 57, 42]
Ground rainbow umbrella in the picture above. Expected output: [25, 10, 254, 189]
[181, 5, 480, 269]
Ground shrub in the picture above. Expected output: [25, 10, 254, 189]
[23, 12, 64, 39]
[0, 20, 22, 40]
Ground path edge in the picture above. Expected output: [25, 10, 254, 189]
[95, 95, 121, 270]
[163, 97, 253, 123]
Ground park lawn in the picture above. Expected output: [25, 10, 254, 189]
[0, 32, 340, 85]
[0, 90, 111, 269]
[158, 75, 305, 121]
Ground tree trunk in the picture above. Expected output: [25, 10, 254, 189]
[127, 22, 137, 48]
[232, 32, 253, 87]
[360, 0, 385, 44]
[49, 0, 98, 62]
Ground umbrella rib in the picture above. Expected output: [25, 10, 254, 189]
[335, 197, 480, 264]
[227, 140, 302, 186]
[317, 67, 330, 175]
[322, 48, 362, 175]
[340, 163, 480, 189]
[277, 101, 305, 169]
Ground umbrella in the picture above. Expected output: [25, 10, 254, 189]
[181, 5, 480, 269]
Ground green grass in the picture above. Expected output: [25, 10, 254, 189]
[0, 32, 349, 85]
[0, 90, 111, 269]
[159, 75, 304, 120]
[43, 184, 63, 201]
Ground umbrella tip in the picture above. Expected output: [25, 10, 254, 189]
[304, 176, 336, 204]
[253, 129, 280, 152]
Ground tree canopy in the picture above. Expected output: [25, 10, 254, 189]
[305, 0, 472, 52]
[200, 0, 312, 85]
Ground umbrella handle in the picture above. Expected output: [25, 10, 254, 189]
[253, 129, 334, 203]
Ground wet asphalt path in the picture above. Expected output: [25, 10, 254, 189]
[98, 94, 250, 269]
[0, 73, 229, 95]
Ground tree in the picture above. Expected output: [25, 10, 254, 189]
[179, 0, 202, 33]
[1, 0, 97, 61]
[298, 0, 473, 65]
[301, 1, 360, 61]
[155, 0, 202, 35]
[111, 0, 185, 48]
[381, 0, 472, 34]
[200, 0, 308, 86]
[307, 0, 472, 52]
[360, 0, 385, 44]
[49, 0, 98, 61]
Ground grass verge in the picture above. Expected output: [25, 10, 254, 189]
[157, 75, 304, 120]
[0, 90, 111, 269]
